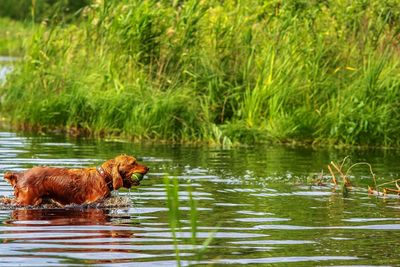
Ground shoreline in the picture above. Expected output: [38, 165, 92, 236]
[1, 119, 397, 150]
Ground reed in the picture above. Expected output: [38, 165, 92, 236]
[164, 176, 215, 264]
[164, 177, 181, 266]
[2, 0, 400, 146]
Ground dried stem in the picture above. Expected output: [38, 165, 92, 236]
[327, 164, 337, 185]
[330, 161, 351, 186]
[325, 157, 400, 197]
[346, 162, 376, 189]
[376, 178, 400, 188]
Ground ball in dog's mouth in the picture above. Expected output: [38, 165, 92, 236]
[131, 173, 144, 183]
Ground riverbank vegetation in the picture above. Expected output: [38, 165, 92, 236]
[0, 18, 32, 56]
[0, 0, 88, 56]
[1, 0, 400, 146]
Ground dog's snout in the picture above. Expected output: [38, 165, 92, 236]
[145, 166, 150, 173]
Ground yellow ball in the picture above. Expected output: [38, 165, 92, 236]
[131, 173, 144, 181]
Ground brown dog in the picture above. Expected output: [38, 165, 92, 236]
[3, 155, 149, 206]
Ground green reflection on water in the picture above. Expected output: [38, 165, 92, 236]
[0, 130, 400, 266]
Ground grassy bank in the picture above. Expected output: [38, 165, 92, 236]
[1, 0, 400, 146]
[0, 18, 33, 56]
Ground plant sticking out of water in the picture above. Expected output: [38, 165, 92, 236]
[188, 185, 215, 261]
[367, 177, 400, 197]
[164, 176, 215, 265]
[327, 156, 376, 196]
[327, 157, 351, 195]
[326, 156, 400, 198]
[164, 176, 181, 266]
[370, 180, 400, 196]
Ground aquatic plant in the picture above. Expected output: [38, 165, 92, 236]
[164, 176, 181, 266]
[2, 0, 400, 146]
[327, 157, 374, 196]
[164, 176, 215, 265]
[320, 157, 400, 197]
[369, 179, 400, 196]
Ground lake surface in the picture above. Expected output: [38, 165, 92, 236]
[0, 130, 400, 266]
[0, 56, 16, 84]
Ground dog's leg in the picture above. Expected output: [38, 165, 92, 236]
[83, 197, 106, 207]
[33, 198, 43, 206]
[13, 187, 42, 206]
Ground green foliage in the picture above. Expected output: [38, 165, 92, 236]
[0, 18, 33, 56]
[2, 0, 400, 146]
[0, 0, 89, 22]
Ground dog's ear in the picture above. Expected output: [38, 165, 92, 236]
[111, 162, 123, 190]
[4, 171, 17, 187]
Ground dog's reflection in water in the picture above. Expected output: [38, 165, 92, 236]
[5, 208, 141, 238]
[2, 208, 145, 265]
[7, 208, 116, 226]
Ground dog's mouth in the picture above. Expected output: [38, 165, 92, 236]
[126, 168, 148, 187]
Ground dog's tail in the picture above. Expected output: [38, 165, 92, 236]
[4, 171, 18, 187]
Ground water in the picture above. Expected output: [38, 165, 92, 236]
[0, 130, 400, 266]
[0, 56, 16, 83]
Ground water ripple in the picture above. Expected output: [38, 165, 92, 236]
[1, 130, 400, 266]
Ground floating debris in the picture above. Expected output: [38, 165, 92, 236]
[313, 156, 400, 198]
[368, 179, 400, 198]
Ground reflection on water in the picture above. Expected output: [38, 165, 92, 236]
[0, 65, 12, 83]
[0, 56, 17, 83]
[1, 130, 400, 266]
[6, 208, 111, 225]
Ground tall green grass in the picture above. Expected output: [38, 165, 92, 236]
[2, 0, 400, 146]
[0, 18, 33, 56]
[0, 0, 89, 23]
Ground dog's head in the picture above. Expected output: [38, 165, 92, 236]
[102, 155, 149, 190]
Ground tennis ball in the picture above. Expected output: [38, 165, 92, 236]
[131, 173, 144, 182]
